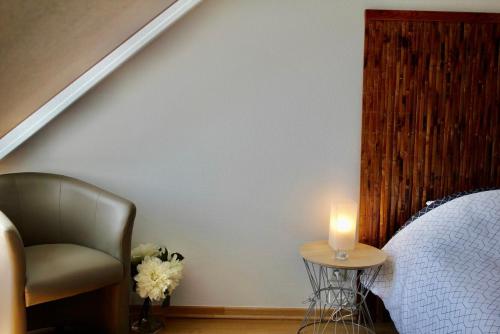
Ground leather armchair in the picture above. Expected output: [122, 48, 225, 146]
[0, 173, 136, 334]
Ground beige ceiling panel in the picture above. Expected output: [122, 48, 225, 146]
[0, 0, 176, 138]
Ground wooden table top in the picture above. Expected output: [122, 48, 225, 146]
[300, 241, 387, 269]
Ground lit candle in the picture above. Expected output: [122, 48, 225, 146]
[328, 200, 358, 260]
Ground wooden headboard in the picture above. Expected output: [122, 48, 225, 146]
[359, 10, 500, 248]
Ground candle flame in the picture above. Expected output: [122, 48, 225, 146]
[336, 216, 353, 233]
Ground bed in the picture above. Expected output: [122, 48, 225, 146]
[370, 189, 500, 333]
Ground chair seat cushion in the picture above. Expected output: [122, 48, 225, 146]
[25, 243, 123, 306]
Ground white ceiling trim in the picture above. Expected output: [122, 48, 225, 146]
[0, 0, 202, 160]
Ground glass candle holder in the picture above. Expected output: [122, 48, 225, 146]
[328, 200, 358, 260]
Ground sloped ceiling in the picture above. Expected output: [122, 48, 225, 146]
[0, 0, 176, 138]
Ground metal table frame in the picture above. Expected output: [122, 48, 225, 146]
[298, 258, 382, 334]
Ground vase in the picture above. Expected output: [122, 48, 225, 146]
[131, 298, 165, 334]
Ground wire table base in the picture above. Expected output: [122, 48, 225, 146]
[298, 259, 382, 334]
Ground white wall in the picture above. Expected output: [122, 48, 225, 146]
[1, 0, 499, 307]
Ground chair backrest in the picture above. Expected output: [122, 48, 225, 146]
[0, 173, 132, 252]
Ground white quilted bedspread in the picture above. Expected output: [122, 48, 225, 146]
[370, 190, 500, 334]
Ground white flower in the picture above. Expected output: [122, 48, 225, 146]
[164, 255, 184, 293]
[131, 243, 164, 261]
[134, 256, 184, 301]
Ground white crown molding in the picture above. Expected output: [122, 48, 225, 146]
[0, 0, 202, 160]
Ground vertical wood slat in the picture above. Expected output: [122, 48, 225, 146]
[360, 10, 500, 248]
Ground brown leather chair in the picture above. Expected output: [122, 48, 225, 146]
[0, 173, 136, 334]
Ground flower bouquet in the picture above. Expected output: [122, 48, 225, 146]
[130, 243, 184, 334]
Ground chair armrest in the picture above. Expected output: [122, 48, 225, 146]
[0, 211, 26, 334]
[93, 191, 136, 265]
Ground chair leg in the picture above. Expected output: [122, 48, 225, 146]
[101, 280, 130, 334]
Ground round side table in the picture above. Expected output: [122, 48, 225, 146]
[298, 241, 387, 334]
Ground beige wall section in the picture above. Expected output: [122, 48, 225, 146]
[1, 0, 499, 307]
[0, 0, 176, 138]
